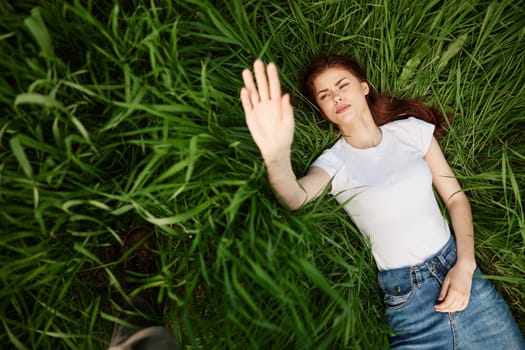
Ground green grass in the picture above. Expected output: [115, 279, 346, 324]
[1, 0, 524, 348]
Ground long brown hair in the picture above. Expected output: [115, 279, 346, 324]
[301, 55, 450, 138]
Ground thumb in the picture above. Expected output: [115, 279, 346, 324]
[438, 278, 450, 301]
[281, 93, 294, 122]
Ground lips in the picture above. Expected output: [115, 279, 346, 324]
[336, 104, 350, 114]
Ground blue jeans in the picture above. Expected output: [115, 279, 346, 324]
[378, 236, 525, 349]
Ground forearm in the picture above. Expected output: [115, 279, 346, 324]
[264, 154, 308, 210]
[447, 192, 476, 272]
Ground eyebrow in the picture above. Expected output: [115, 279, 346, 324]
[316, 77, 348, 96]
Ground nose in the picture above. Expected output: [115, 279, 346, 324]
[334, 95, 343, 103]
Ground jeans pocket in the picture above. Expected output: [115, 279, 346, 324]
[379, 271, 417, 310]
[383, 287, 416, 310]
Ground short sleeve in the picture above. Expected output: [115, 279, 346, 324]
[407, 117, 435, 154]
[311, 140, 344, 194]
[311, 149, 340, 178]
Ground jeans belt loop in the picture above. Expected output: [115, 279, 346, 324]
[412, 266, 423, 288]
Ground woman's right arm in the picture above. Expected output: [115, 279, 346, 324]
[240, 60, 330, 210]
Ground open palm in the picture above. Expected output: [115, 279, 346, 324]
[240, 60, 295, 161]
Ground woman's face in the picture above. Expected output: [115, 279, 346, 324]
[312, 66, 370, 125]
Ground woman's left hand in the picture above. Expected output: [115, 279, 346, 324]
[434, 262, 475, 313]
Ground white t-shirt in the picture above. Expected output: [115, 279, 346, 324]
[311, 117, 450, 270]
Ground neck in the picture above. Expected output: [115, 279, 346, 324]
[339, 111, 382, 149]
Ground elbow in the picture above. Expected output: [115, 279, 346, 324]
[283, 198, 304, 211]
[280, 193, 307, 211]
[288, 202, 302, 211]
[446, 191, 470, 211]
[275, 186, 310, 211]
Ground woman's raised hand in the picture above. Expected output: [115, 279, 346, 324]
[240, 60, 295, 161]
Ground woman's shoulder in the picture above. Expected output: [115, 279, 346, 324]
[382, 116, 435, 152]
[384, 116, 432, 127]
[383, 116, 434, 134]
[311, 137, 346, 175]
[313, 137, 345, 162]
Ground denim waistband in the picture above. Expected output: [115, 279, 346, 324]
[378, 235, 457, 293]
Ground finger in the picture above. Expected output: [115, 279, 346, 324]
[254, 59, 270, 101]
[281, 93, 292, 113]
[242, 68, 259, 105]
[267, 62, 281, 100]
[457, 300, 467, 311]
[438, 278, 450, 301]
[459, 296, 470, 310]
[281, 93, 294, 124]
[436, 289, 466, 312]
[240, 87, 253, 114]
[452, 291, 470, 311]
[435, 279, 452, 312]
[435, 297, 454, 312]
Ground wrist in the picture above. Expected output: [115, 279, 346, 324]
[456, 257, 477, 274]
[262, 148, 291, 164]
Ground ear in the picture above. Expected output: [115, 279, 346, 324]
[361, 81, 370, 95]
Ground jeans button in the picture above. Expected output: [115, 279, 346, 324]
[430, 262, 436, 270]
[395, 286, 401, 292]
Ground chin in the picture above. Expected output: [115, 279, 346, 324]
[335, 113, 355, 125]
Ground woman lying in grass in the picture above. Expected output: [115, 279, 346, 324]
[240, 55, 525, 349]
